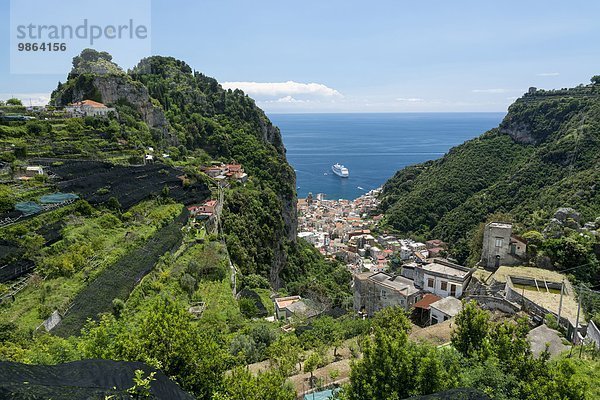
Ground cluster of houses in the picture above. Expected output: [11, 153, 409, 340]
[354, 257, 473, 325]
[202, 162, 248, 184]
[187, 199, 220, 232]
[352, 220, 600, 348]
[297, 189, 387, 269]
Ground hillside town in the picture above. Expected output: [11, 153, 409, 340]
[297, 192, 600, 349]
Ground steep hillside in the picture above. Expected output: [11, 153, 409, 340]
[51, 50, 297, 287]
[380, 79, 600, 261]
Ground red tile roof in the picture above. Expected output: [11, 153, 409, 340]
[70, 99, 108, 108]
[413, 293, 442, 310]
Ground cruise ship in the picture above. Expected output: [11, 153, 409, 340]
[331, 163, 349, 178]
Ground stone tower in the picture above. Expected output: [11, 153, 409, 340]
[481, 222, 513, 269]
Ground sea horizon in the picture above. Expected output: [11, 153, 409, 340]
[271, 112, 506, 200]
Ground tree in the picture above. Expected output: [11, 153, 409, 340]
[268, 334, 301, 376]
[304, 352, 321, 388]
[106, 196, 121, 212]
[6, 98, 22, 106]
[216, 367, 295, 400]
[591, 75, 600, 85]
[451, 300, 490, 357]
[0, 186, 15, 213]
[371, 306, 412, 339]
[543, 233, 598, 282]
[309, 316, 344, 357]
[180, 273, 197, 298]
[111, 298, 125, 319]
[347, 328, 457, 400]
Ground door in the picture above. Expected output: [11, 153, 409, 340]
[450, 284, 457, 297]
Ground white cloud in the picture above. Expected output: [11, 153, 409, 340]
[221, 81, 342, 98]
[0, 93, 51, 106]
[537, 72, 560, 77]
[262, 96, 308, 104]
[275, 96, 306, 103]
[396, 97, 424, 102]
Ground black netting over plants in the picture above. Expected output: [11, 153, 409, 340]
[0, 359, 195, 399]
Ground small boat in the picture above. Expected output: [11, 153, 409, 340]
[332, 163, 349, 178]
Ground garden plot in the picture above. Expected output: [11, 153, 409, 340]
[39, 160, 209, 209]
[53, 208, 190, 337]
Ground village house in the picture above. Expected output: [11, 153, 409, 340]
[203, 164, 229, 179]
[426, 239, 447, 258]
[400, 261, 420, 280]
[480, 222, 527, 269]
[225, 163, 248, 183]
[414, 258, 474, 298]
[429, 296, 462, 325]
[274, 295, 322, 320]
[24, 165, 44, 177]
[354, 271, 422, 316]
[274, 296, 302, 319]
[65, 100, 116, 117]
[198, 199, 217, 215]
[187, 199, 218, 226]
[412, 293, 441, 324]
[16, 165, 45, 180]
[202, 163, 248, 183]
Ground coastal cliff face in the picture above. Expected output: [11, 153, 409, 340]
[53, 74, 172, 138]
[379, 80, 600, 263]
[52, 50, 298, 287]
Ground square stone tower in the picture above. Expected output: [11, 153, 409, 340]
[481, 222, 513, 269]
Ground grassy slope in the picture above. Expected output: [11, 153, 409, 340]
[52, 205, 187, 337]
[0, 201, 182, 333]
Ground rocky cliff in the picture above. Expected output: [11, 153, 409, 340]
[51, 52, 172, 141]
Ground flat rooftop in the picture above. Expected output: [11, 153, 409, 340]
[493, 266, 579, 325]
[422, 260, 470, 278]
[274, 296, 301, 309]
[430, 296, 463, 317]
[366, 272, 421, 296]
[488, 222, 512, 229]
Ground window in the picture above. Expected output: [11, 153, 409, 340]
[495, 237, 504, 248]
[381, 290, 387, 299]
[427, 278, 434, 288]
[441, 281, 448, 291]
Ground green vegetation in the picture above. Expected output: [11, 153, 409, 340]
[340, 303, 590, 400]
[52, 207, 187, 336]
[0, 200, 183, 332]
[379, 81, 600, 267]
[6, 98, 22, 106]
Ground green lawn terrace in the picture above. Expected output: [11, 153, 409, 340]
[0, 199, 185, 333]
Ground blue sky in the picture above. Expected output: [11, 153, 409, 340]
[1, 0, 599, 112]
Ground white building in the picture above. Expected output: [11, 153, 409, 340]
[430, 296, 462, 325]
[400, 245, 412, 260]
[65, 100, 116, 117]
[414, 258, 474, 298]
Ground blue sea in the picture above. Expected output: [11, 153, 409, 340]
[269, 113, 505, 200]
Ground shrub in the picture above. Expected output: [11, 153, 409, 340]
[239, 298, 259, 319]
